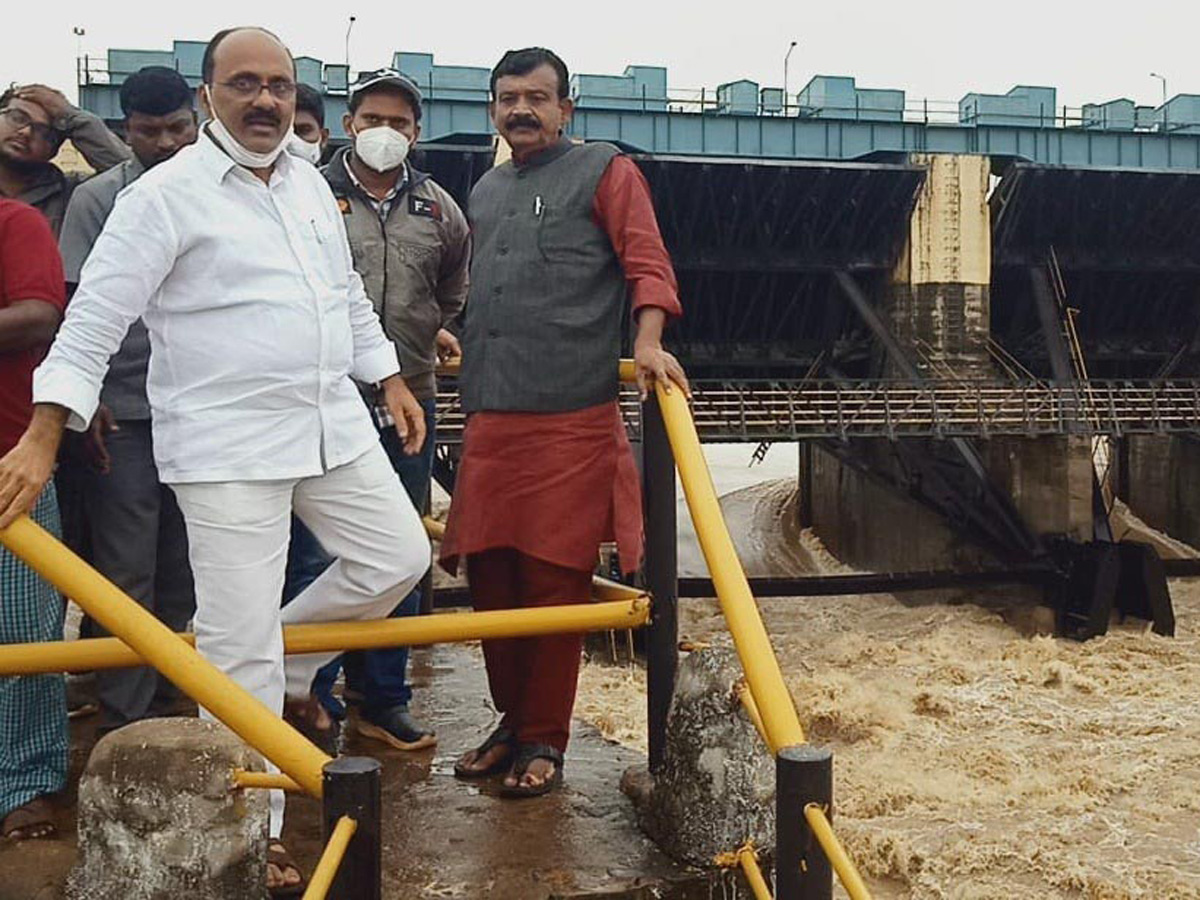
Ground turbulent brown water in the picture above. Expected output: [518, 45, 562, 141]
[576, 473, 1200, 899]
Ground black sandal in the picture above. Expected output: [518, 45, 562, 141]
[500, 743, 564, 798]
[453, 725, 516, 778]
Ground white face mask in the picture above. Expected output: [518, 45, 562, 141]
[203, 85, 292, 169]
[285, 131, 322, 165]
[354, 126, 410, 173]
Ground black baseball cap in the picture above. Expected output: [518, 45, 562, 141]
[350, 68, 424, 109]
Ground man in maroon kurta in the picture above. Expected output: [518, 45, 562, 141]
[441, 47, 688, 797]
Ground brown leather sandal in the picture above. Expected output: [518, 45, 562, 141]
[2, 797, 56, 841]
[500, 743, 564, 798]
[267, 841, 307, 898]
[283, 695, 340, 757]
[453, 725, 516, 778]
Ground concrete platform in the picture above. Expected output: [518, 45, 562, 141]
[1, 644, 740, 899]
[284, 643, 735, 898]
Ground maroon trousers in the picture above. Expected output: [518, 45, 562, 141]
[466, 548, 593, 753]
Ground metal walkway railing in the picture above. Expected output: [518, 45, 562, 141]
[435, 377, 1200, 443]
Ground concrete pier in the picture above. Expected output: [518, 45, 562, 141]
[805, 152, 1096, 571]
[68, 719, 268, 900]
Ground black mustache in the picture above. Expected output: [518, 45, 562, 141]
[243, 112, 281, 127]
[505, 115, 541, 130]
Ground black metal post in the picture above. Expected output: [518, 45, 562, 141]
[642, 393, 678, 773]
[776, 744, 833, 900]
[323, 757, 382, 900]
[797, 441, 814, 529]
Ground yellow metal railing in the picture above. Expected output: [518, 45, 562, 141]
[654, 375, 871, 899]
[0, 357, 872, 897]
[653, 379, 806, 751]
[233, 770, 304, 793]
[0, 598, 650, 675]
[805, 804, 871, 900]
[302, 815, 358, 900]
[715, 843, 772, 900]
[0, 516, 330, 797]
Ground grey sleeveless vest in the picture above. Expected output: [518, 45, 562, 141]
[460, 139, 625, 413]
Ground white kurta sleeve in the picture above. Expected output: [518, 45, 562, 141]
[33, 182, 178, 431]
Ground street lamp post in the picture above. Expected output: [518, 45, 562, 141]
[72, 27, 86, 87]
[1151, 72, 1167, 130]
[783, 40, 798, 115]
[346, 15, 357, 71]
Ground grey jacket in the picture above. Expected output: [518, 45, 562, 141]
[8, 106, 131, 238]
[323, 148, 470, 401]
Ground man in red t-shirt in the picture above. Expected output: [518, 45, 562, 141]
[0, 198, 67, 840]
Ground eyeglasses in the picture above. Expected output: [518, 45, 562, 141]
[216, 77, 298, 101]
[0, 107, 60, 143]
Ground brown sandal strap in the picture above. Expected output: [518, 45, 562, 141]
[2, 797, 56, 839]
[267, 841, 306, 894]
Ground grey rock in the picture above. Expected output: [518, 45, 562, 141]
[69, 718, 269, 900]
[623, 643, 776, 868]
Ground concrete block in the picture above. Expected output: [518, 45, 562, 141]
[622, 644, 775, 867]
[69, 718, 268, 900]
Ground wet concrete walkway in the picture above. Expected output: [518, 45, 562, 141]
[284, 642, 720, 898]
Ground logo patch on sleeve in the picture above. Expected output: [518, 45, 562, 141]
[337, 197, 353, 215]
[410, 196, 442, 220]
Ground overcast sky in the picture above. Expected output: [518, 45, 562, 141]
[2, 0, 1195, 112]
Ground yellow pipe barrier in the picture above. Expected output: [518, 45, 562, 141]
[232, 770, 303, 793]
[0, 516, 329, 797]
[805, 804, 873, 900]
[0, 598, 650, 675]
[737, 845, 773, 900]
[302, 815, 358, 900]
[653, 379, 806, 750]
[714, 843, 773, 900]
[735, 681, 775, 755]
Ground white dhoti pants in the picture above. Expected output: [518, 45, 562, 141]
[171, 443, 427, 837]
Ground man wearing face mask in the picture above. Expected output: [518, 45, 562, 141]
[58, 65, 199, 737]
[316, 68, 469, 752]
[0, 27, 430, 895]
[287, 82, 328, 165]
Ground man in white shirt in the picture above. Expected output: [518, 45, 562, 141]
[0, 26, 428, 895]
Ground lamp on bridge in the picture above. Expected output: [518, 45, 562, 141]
[783, 40, 798, 115]
[1151, 72, 1168, 129]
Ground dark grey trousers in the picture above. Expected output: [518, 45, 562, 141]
[82, 420, 195, 730]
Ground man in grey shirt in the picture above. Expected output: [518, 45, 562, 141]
[58, 66, 199, 734]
